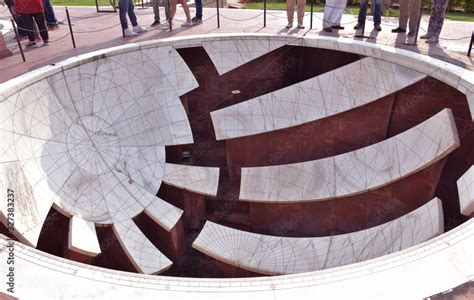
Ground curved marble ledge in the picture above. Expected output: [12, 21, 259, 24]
[192, 198, 443, 275]
[113, 218, 173, 274]
[1, 34, 472, 121]
[163, 163, 220, 197]
[240, 108, 459, 202]
[68, 216, 101, 256]
[202, 38, 286, 75]
[0, 218, 472, 299]
[457, 166, 474, 216]
[210, 57, 426, 140]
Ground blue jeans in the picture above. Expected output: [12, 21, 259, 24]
[358, 0, 382, 25]
[195, 0, 202, 20]
[119, 0, 138, 30]
[43, 0, 58, 25]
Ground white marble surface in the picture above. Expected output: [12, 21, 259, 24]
[0, 45, 196, 247]
[240, 109, 459, 202]
[144, 196, 184, 231]
[113, 218, 173, 274]
[210, 57, 426, 140]
[193, 198, 443, 275]
[163, 163, 220, 196]
[203, 38, 286, 75]
[68, 216, 101, 256]
[457, 166, 474, 216]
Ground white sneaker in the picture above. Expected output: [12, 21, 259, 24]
[124, 28, 137, 37]
[286, 21, 293, 28]
[133, 25, 147, 33]
[181, 20, 193, 27]
[160, 21, 170, 28]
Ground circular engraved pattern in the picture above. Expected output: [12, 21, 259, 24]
[66, 116, 121, 175]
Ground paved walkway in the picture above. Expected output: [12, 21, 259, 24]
[0, 5, 473, 83]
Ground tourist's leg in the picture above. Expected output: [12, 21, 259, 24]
[195, 0, 203, 20]
[333, 0, 347, 26]
[43, 0, 58, 25]
[408, 0, 421, 32]
[33, 13, 49, 42]
[22, 14, 35, 42]
[128, 0, 138, 27]
[286, 0, 296, 23]
[373, 0, 382, 25]
[358, 0, 368, 24]
[179, 0, 192, 21]
[119, 0, 130, 29]
[430, 0, 449, 38]
[152, 0, 161, 22]
[398, 0, 409, 29]
[296, 0, 306, 25]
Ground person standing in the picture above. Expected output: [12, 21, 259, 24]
[14, 0, 49, 46]
[286, 0, 306, 29]
[420, 0, 449, 43]
[43, 0, 58, 27]
[392, 0, 421, 36]
[4, 0, 28, 39]
[150, 0, 170, 27]
[354, 0, 382, 31]
[322, 0, 347, 32]
[191, 0, 203, 25]
[119, 0, 147, 37]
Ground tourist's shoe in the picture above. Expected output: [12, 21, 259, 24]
[25, 41, 37, 48]
[181, 20, 193, 27]
[150, 20, 161, 27]
[391, 27, 406, 33]
[124, 28, 138, 37]
[331, 25, 344, 30]
[43, 40, 50, 46]
[286, 21, 293, 28]
[374, 24, 382, 31]
[420, 33, 431, 39]
[323, 27, 332, 32]
[160, 20, 170, 28]
[47, 24, 59, 30]
[426, 36, 439, 43]
[133, 25, 147, 33]
[297, 23, 305, 29]
[192, 17, 203, 25]
[407, 30, 416, 37]
[354, 22, 364, 30]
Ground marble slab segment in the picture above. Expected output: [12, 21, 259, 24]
[68, 216, 101, 256]
[240, 108, 459, 202]
[113, 218, 173, 274]
[193, 197, 443, 275]
[457, 166, 474, 216]
[202, 38, 286, 75]
[210, 57, 426, 140]
[163, 163, 220, 196]
[144, 196, 184, 231]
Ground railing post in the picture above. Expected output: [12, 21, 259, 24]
[217, 0, 220, 28]
[468, 32, 474, 56]
[263, 0, 267, 27]
[310, 0, 314, 29]
[66, 7, 76, 48]
[11, 18, 26, 62]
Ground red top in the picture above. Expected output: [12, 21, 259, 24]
[13, 0, 44, 14]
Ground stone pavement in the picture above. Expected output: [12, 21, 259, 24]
[0, 5, 472, 83]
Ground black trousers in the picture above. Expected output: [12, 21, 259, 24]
[21, 13, 49, 43]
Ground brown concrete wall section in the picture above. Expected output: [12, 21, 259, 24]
[388, 77, 473, 229]
[157, 183, 207, 230]
[36, 207, 69, 257]
[92, 225, 138, 273]
[248, 160, 447, 237]
[133, 213, 187, 261]
[225, 95, 396, 181]
[175, 46, 362, 167]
